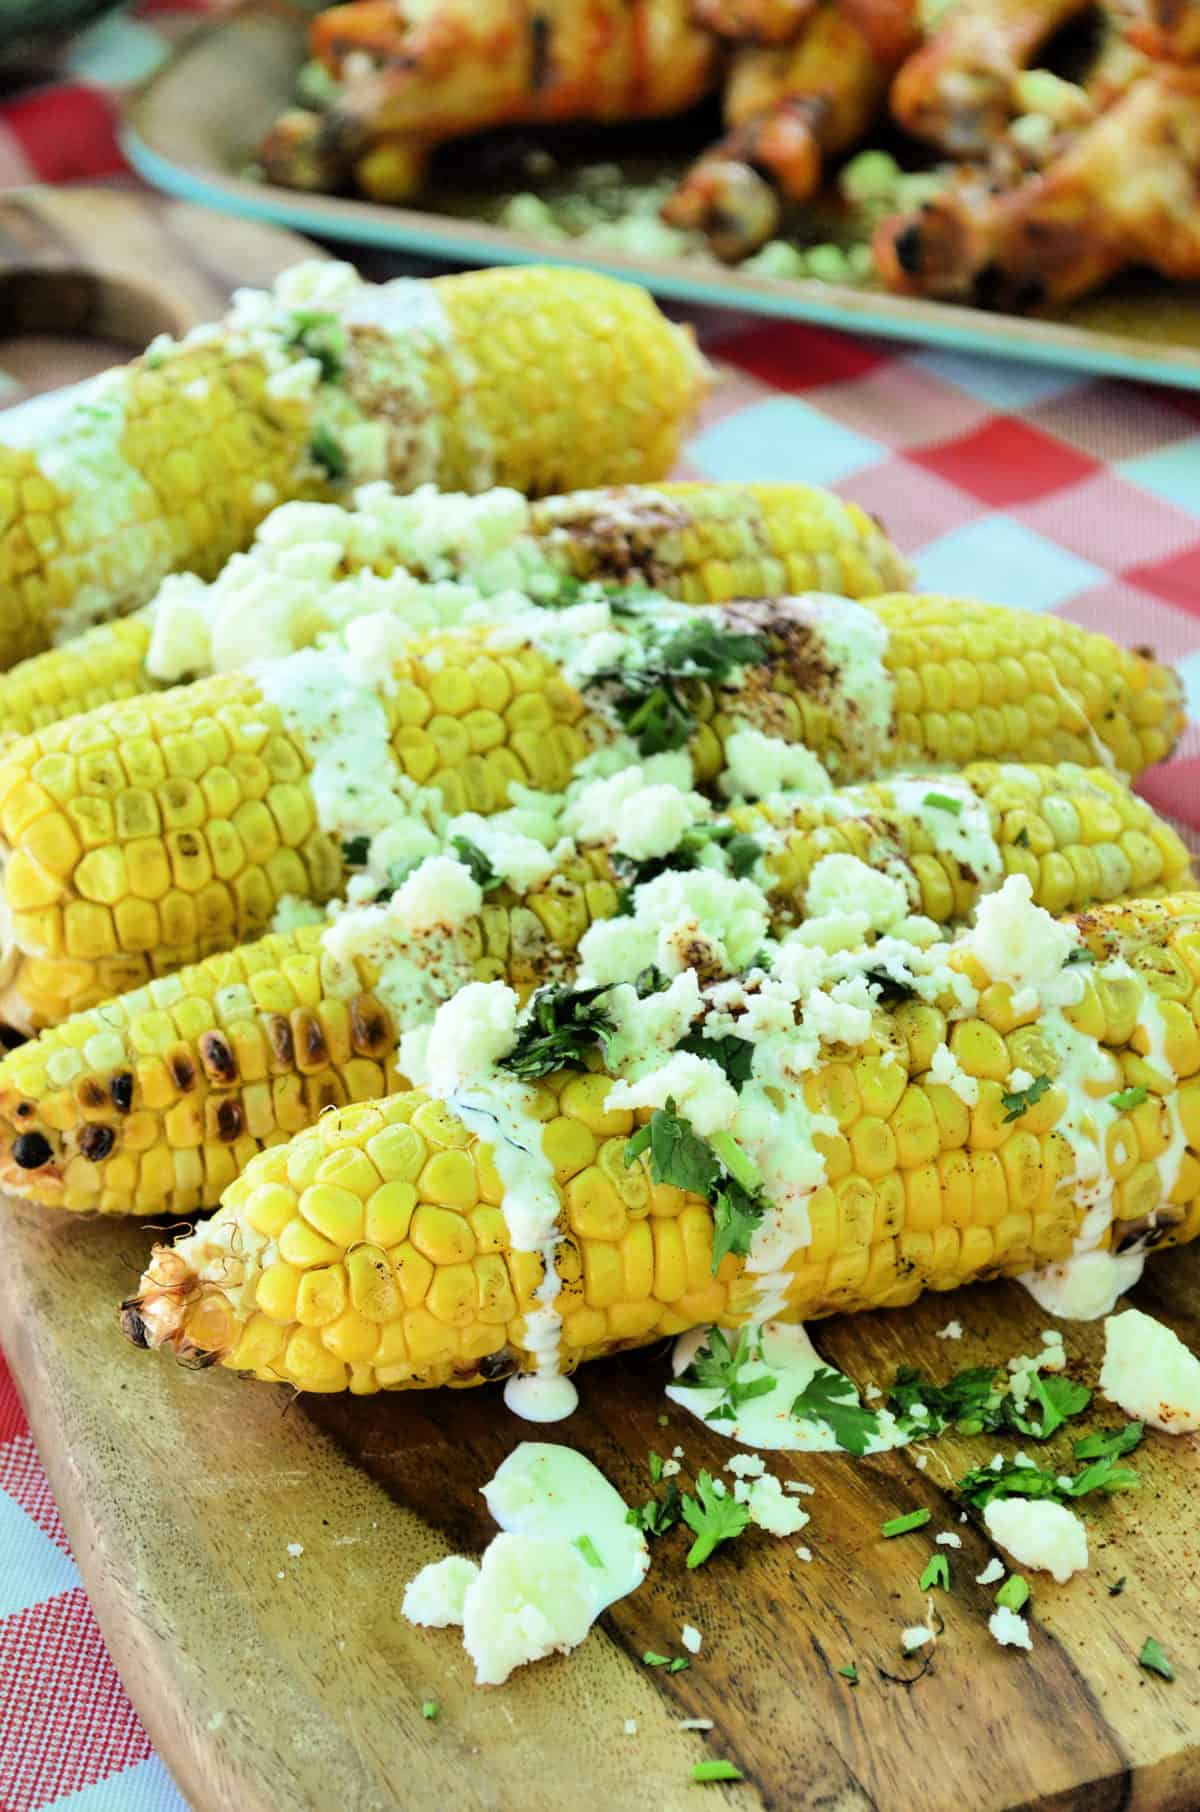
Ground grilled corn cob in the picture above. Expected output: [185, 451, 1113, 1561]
[2, 762, 1190, 1216]
[0, 593, 1184, 1031]
[0, 262, 706, 667]
[122, 891, 1200, 1392]
[0, 480, 910, 744]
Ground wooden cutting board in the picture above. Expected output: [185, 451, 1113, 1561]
[1, 1194, 1197, 1812]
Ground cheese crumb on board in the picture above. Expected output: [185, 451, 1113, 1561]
[983, 1499, 1088, 1584]
[1100, 1308, 1200, 1434]
[989, 1606, 1033, 1651]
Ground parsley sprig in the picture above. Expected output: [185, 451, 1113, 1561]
[791, 1368, 880, 1457]
[500, 983, 616, 1081]
[956, 1451, 1140, 1510]
[624, 1105, 770, 1270]
[284, 308, 347, 381]
[449, 835, 503, 893]
[681, 1471, 751, 1568]
[593, 620, 768, 756]
[887, 1363, 1092, 1442]
[1000, 1073, 1052, 1123]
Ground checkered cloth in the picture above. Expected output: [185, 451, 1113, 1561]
[2, 16, 1200, 1812]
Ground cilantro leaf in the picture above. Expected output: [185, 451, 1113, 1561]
[887, 1364, 1003, 1436]
[341, 834, 371, 867]
[1000, 1073, 1052, 1123]
[1110, 1084, 1149, 1111]
[624, 1106, 769, 1271]
[626, 1479, 683, 1538]
[1006, 1373, 1092, 1441]
[309, 424, 347, 480]
[882, 1509, 931, 1539]
[1138, 1638, 1175, 1682]
[791, 1367, 880, 1457]
[692, 1761, 743, 1783]
[449, 835, 502, 893]
[675, 1031, 756, 1090]
[837, 1662, 859, 1684]
[678, 1326, 776, 1424]
[1073, 1422, 1144, 1461]
[957, 1452, 1139, 1510]
[500, 983, 615, 1080]
[724, 832, 763, 878]
[1065, 947, 1095, 965]
[711, 1183, 767, 1270]
[923, 791, 963, 816]
[680, 1471, 751, 1568]
[594, 621, 768, 757]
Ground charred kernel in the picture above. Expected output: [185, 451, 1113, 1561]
[12, 1131, 53, 1168]
[350, 996, 391, 1056]
[168, 1049, 198, 1092]
[199, 1031, 238, 1083]
[267, 1015, 294, 1065]
[215, 1099, 244, 1142]
[77, 1123, 116, 1162]
[109, 1072, 134, 1113]
[77, 1079, 108, 1110]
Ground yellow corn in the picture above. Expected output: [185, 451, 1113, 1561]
[0, 582, 1185, 1030]
[120, 893, 1200, 1392]
[0, 264, 707, 668]
[0, 480, 909, 744]
[2, 761, 1189, 1216]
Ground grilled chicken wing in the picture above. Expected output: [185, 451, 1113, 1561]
[874, 64, 1200, 308]
[260, 0, 720, 201]
[663, 0, 918, 259]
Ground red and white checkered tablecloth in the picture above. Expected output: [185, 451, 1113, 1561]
[2, 10, 1200, 1810]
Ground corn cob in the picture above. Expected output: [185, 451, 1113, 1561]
[0, 262, 707, 668]
[0, 592, 1184, 1031]
[0, 480, 910, 745]
[2, 762, 1190, 1216]
[121, 893, 1200, 1392]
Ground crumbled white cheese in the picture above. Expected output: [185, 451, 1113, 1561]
[402, 1555, 480, 1628]
[606, 1051, 739, 1137]
[804, 854, 911, 936]
[936, 1319, 964, 1341]
[602, 968, 702, 1077]
[444, 810, 560, 894]
[795, 1546, 812, 1562]
[270, 894, 328, 935]
[681, 1624, 703, 1654]
[976, 1558, 1005, 1585]
[1100, 1309, 1200, 1434]
[902, 1625, 934, 1653]
[414, 979, 519, 1096]
[929, 1042, 980, 1108]
[726, 1454, 767, 1479]
[982, 1498, 1088, 1583]
[988, 1606, 1033, 1651]
[461, 1534, 596, 1685]
[577, 869, 770, 986]
[718, 726, 832, 801]
[968, 874, 1082, 1006]
[740, 1475, 810, 1538]
[562, 762, 706, 861]
[286, 1542, 304, 1558]
[936, 1533, 962, 1549]
[624, 1718, 638, 1735]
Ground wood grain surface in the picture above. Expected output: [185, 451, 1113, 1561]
[1, 1193, 1197, 1812]
[0, 185, 325, 402]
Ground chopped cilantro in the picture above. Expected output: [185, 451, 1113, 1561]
[678, 1326, 776, 1425]
[668, 1657, 690, 1674]
[1138, 1638, 1175, 1682]
[594, 620, 769, 756]
[957, 1452, 1139, 1509]
[449, 834, 502, 893]
[284, 309, 347, 381]
[1110, 1084, 1149, 1111]
[1008, 1373, 1092, 1441]
[675, 1031, 756, 1090]
[575, 1534, 604, 1570]
[1000, 1073, 1052, 1123]
[649, 1451, 664, 1483]
[995, 1575, 1029, 1613]
[837, 1662, 859, 1685]
[1073, 1422, 1144, 1461]
[923, 791, 963, 817]
[1065, 947, 1095, 965]
[422, 1699, 438, 1719]
[340, 834, 370, 866]
[724, 832, 763, 878]
[692, 1761, 743, 1783]
[627, 1479, 683, 1538]
[681, 1471, 751, 1568]
[920, 1554, 950, 1591]
[643, 1651, 671, 1666]
[791, 1368, 880, 1457]
[308, 424, 347, 480]
[501, 983, 615, 1080]
[624, 1106, 770, 1271]
[1108, 1577, 1126, 1597]
[635, 965, 668, 998]
[888, 1364, 1002, 1436]
[882, 1509, 932, 1539]
[862, 966, 917, 1004]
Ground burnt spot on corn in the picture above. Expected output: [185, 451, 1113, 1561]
[479, 1347, 518, 1381]
[894, 222, 924, 275]
[77, 1079, 108, 1111]
[298, 1012, 329, 1067]
[110, 1072, 134, 1113]
[350, 996, 392, 1056]
[14, 1100, 33, 1118]
[267, 1014, 295, 1066]
[538, 491, 691, 587]
[12, 1131, 53, 1169]
[78, 1123, 116, 1163]
[214, 1098, 244, 1143]
[199, 1031, 238, 1084]
[528, 11, 552, 91]
[168, 1048, 198, 1093]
